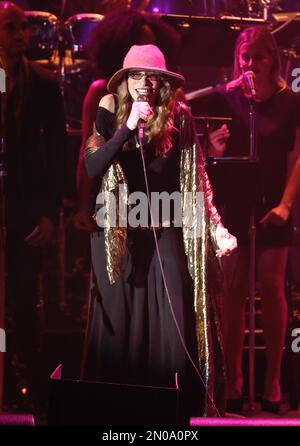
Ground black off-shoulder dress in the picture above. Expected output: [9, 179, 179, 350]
[82, 107, 201, 410]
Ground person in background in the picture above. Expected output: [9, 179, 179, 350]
[73, 8, 181, 232]
[80, 43, 237, 421]
[204, 26, 300, 413]
[0, 1, 66, 412]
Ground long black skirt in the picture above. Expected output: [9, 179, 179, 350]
[82, 227, 200, 393]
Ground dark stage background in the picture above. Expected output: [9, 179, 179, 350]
[3, 0, 300, 421]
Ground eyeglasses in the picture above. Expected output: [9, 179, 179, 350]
[128, 72, 161, 82]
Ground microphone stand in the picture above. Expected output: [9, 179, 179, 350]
[248, 95, 258, 414]
[0, 64, 7, 411]
[196, 96, 258, 413]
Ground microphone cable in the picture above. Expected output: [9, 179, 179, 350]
[137, 128, 221, 417]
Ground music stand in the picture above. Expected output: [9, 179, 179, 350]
[196, 109, 259, 413]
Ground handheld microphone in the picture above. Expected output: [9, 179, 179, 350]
[243, 71, 256, 98]
[136, 88, 151, 141]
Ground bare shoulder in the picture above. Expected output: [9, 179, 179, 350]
[99, 94, 116, 113]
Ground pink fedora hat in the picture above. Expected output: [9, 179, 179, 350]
[107, 44, 185, 92]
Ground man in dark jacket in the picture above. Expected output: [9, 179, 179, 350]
[0, 1, 66, 412]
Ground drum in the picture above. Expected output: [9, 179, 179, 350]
[24, 11, 59, 61]
[64, 13, 104, 61]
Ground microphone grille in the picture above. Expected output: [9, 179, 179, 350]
[244, 70, 255, 79]
[136, 94, 147, 102]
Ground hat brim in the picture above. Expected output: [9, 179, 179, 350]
[107, 66, 185, 93]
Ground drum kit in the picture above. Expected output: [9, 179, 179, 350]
[16, 12, 104, 329]
[24, 11, 104, 131]
[24, 11, 103, 74]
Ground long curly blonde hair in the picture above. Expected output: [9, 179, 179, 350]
[116, 77, 176, 156]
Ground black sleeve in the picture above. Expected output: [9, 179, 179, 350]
[84, 107, 134, 179]
[95, 106, 114, 139]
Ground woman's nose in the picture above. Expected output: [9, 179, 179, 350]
[141, 76, 152, 87]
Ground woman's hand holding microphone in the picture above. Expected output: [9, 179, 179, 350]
[126, 100, 153, 130]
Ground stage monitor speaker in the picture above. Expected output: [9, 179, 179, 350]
[190, 417, 300, 426]
[49, 365, 179, 426]
[0, 413, 35, 426]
